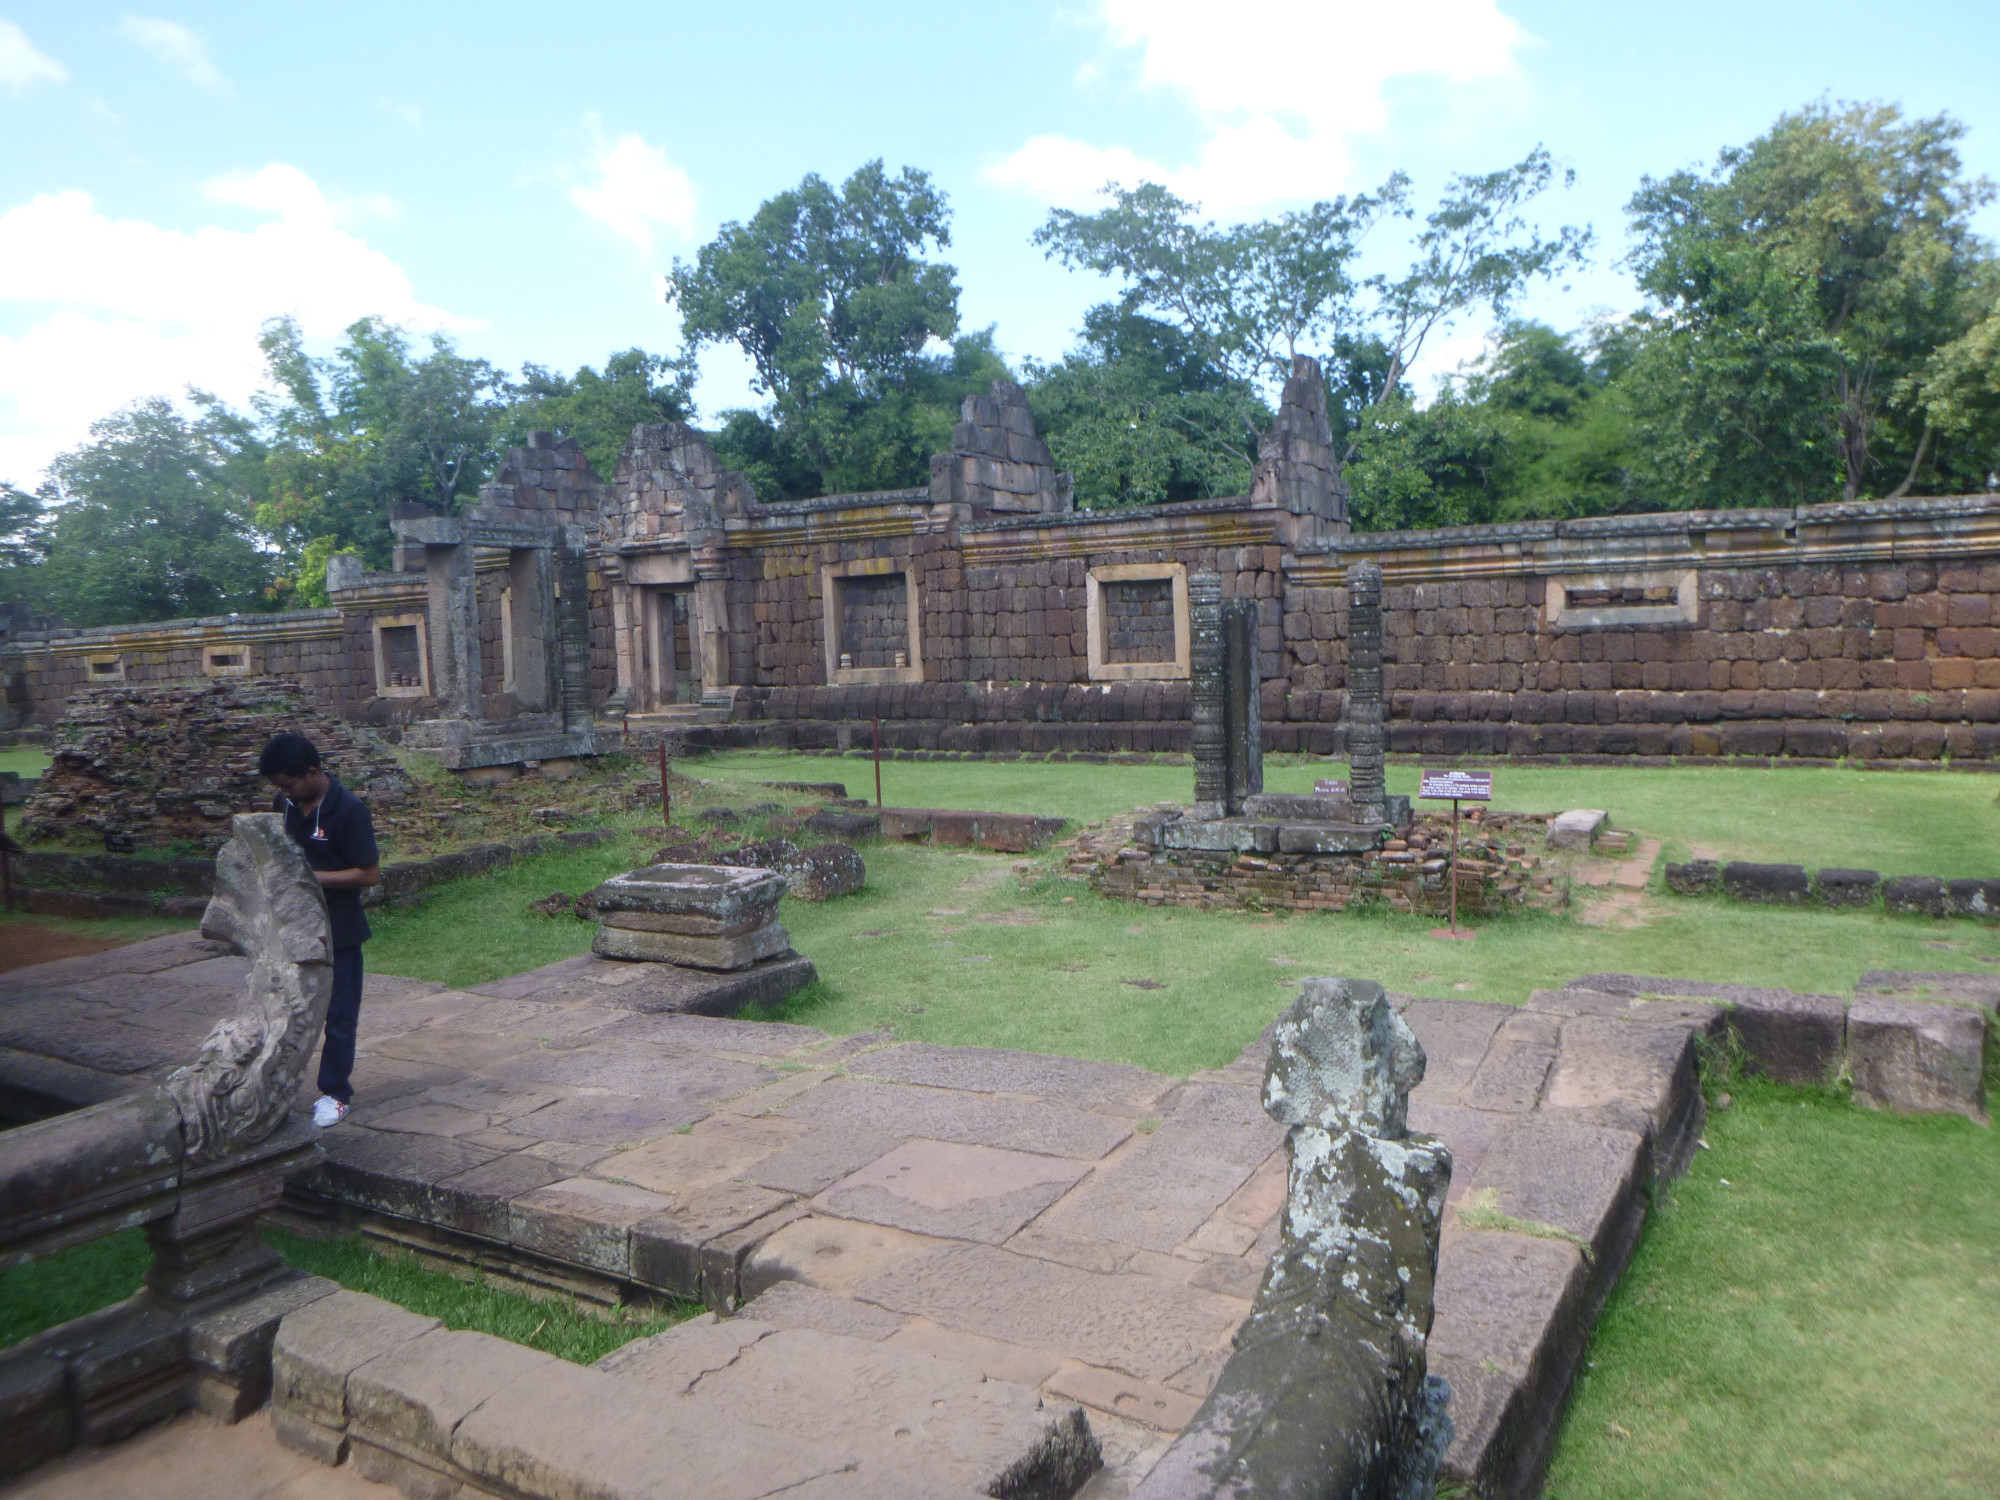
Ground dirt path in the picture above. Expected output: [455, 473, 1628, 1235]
[1573, 836, 1664, 928]
[2, 1411, 393, 1499]
[0, 922, 141, 974]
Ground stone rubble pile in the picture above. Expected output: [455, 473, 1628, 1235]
[1070, 806, 1563, 915]
[22, 678, 408, 852]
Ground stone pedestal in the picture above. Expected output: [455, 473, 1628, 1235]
[590, 864, 794, 972]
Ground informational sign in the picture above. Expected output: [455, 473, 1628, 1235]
[1418, 769, 1493, 802]
[1314, 779, 1348, 796]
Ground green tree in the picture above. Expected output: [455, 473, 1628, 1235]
[1025, 305, 1268, 508]
[0, 482, 47, 608]
[709, 329, 1012, 500]
[669, 161, 962, 494]
[507, 349, 694, 480]
[1625, 102, 1996, 505]
[256, 317, 507, 575]
[1033, 152, 1588, 520]
[34, 399, 276, 626]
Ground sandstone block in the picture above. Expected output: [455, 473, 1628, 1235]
[592, 920, 793, 970]
[814, 1138, 1089, 1244]
[346, 1326, 555, 1456]
[1815, 867, 1880, 907]
[1848, 997, 1987, 1119]
[1729, 988, 1847, 1086]
[271, 1288, 442, 1430]
[1545, 810, 1606, 850]
[1856, 970, 2000, 1016]
[1541, 1017, 1701, 1176]
[1664, 859, 1719, 895]
[590, 863, 786, 927]
[1883, 875, 1948, 916]
[1721, 862, 1810, 903]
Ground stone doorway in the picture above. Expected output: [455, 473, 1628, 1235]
[643, 585, 701, 707]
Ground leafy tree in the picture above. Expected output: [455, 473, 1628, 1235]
[709, 330, 1012, 499]
[0, 482, 47, 609]
[1033, 153, 1588, 519]
[1625, 102, 1996, 505]
[507, 349, 695, 480]
[34, 399, 276, 626]
[256, 317, 507, 575]
[669, 161, 962, 494]
[1025, 305, 1268, 507]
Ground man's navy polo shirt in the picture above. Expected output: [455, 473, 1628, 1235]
[275, 775, 379, 949]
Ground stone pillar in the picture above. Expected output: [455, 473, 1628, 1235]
[1191, 573, 1265, 819]
[424, 540, 481, 721]
[1133, 977, 1452, 1499]
[1223, 599, 1263, 814]
[506, 548, 555, 714]
[1190, 572, 1227, 820]
[1345, 560, 1387, 826]
[555, 526, 595, 736]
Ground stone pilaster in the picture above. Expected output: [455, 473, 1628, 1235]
[1345, 560, 1386, 825]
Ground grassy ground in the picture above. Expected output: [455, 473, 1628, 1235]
[1545, 1075, 2000, 1499]
[699, 749, 2000, 878]
[0, 746, 51, 780]
[359, 747, 2000, 1077]
[0, 1227, 694, 1362]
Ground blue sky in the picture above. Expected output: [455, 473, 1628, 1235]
[2, 0, 1998, 488]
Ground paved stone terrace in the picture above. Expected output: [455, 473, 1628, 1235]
[1, 931, 1721, 1497]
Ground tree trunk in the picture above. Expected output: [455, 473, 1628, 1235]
[1886, 425, 1935, 501]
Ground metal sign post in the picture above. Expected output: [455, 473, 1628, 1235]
[1418, 769, 1493, 940]
[872, 717, 883, 808]
[658, 742, 671, 831]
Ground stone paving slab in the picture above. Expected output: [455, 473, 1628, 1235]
[0, 938, 1809, 1499]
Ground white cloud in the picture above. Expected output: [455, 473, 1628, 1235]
[381, 99, 423, 127]
[116, 14, 226, 92]
[987, 0, 1530, 212]
[0, 19, 66, 90]
[568, 117, 697, 255]
[0, 166, 463, 486]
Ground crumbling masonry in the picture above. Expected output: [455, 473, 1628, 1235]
[7, 359, 2000, 769]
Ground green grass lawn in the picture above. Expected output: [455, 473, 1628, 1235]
[698, 749, 2000, 878]
[0, 1227, 694, 1363]
[0, 746, 51, 781]
[1545, 1076, 2000, 1499]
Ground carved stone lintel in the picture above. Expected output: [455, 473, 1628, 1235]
[167, 814, 333, 1165]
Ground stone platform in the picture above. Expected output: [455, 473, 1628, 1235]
[4, 933, 1880, 1498]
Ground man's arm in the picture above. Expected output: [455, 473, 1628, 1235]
[315, 864, 381, 891]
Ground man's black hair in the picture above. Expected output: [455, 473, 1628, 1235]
[258, 733, 323, 778]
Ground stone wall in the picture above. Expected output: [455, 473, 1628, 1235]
[5, 362, 2000, 766]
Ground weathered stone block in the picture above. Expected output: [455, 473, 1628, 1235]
[1664, 859, 1719, 895]
[1157, 819, 1277, 854]
[1728, 989, 1846, 1086]
[346, 1326, 555, 1457]
[1814, 868, 1881, 907]
[592, 920, 793, 970]
[1945, 877, 2000, 918]
[1721, 862, 1810, 904]
[1856, 970, 2000, 1016]
[1848, 997, 1987, 1119]
[1275, 822, 1384, 854]
[271, 1288, 442, 1430]
[1545, 810, 1606, 850]
[589, 863, 785, 928]
[1883, 875, 1948, 917]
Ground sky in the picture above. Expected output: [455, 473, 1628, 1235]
[2, 0, 1999, 489]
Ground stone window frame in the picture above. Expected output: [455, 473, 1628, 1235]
[1086, 562, 1191, 681]
[84, 652, 125, 683]
[371, 612, 432, 698]
[1545, 568, 1699, 632]
[201, 643, 256, 677]
[821, 558, 923, 685]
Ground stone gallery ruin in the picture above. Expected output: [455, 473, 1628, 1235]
[6, 358, 2000, 772]
[2, 361, 1999, 1500]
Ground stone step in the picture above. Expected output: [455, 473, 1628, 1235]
[272, 1288, 1100, 1500]
[597, 1312, 1100, 1499]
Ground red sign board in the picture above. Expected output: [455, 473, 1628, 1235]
[1419, 769, 1493, 801]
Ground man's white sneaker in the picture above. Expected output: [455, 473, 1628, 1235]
[312, 1096, 350, 1128]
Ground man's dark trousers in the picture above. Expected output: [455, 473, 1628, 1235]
[319, 946, 364, 1103]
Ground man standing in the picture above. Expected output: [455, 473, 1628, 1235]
[258, 732, 381, 1127]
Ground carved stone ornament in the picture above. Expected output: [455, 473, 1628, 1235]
[1136, 977, 1453, 1499]
[166, 813, 333, 1163]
